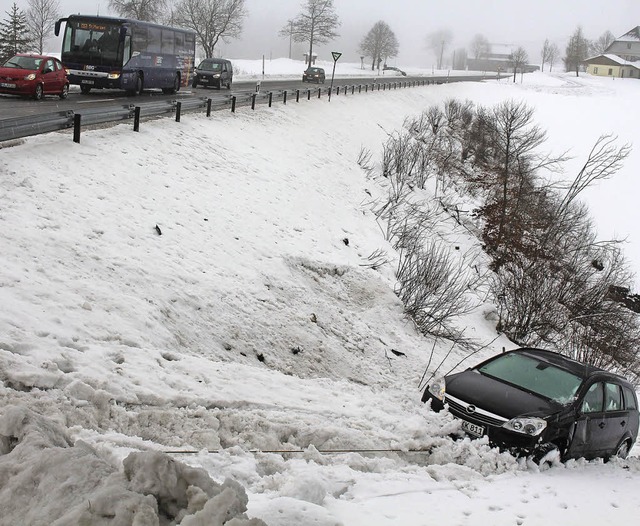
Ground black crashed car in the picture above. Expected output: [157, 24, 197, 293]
[302, 67, 325, 83]
[422, 347, 639, 461]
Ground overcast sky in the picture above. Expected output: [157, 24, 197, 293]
[12, 0, 640, 65]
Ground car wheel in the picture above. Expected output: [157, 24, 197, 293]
[135, 74, 143, 95]
[34, 84, 44, 100]
[531, 443, 560, 466]
[80, 85, 91, 94]
[614, 440, 631, 460]
[59, 84, 69, 99]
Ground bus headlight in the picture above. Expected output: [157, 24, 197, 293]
[24, 73, 36, 81]
[108, 72, 121, 79]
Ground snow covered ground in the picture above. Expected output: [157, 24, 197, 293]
[1, 60, 640, 525]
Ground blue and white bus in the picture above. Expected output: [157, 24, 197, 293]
[54, 15, 196, 95]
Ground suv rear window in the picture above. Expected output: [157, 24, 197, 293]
[623, 386, 638, 410]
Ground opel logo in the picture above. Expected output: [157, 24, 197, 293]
[466, 405, 476, 414]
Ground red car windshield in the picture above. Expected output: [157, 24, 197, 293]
[3, 56, 43, 70]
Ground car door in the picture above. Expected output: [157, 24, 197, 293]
[571, 382, 608, 458]
[41, 58, 59, 94]
[601, 382, 630, 456]
[53, 59, 66, 90]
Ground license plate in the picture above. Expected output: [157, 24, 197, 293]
[81, 80, 94, 85]
[0, 82, 16, 88]
[461, 420, 485, 437]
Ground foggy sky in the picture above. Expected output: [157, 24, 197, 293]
[11, 0, 640, 65]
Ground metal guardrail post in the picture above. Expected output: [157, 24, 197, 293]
[133, 107, 141, 132]
[344, 86, 347, 95]
[351, 85, 355, 95]
[317, 88, 321, 99]
[231, 96, 236, 113]
[296, 89, 300, 103]
[307, 89, 311, 100]
[175, 101, 182, 122]
[206, 98, 212, 116]
[73, 114, 81, 143]
[283, 90, 287, 105]
[268, 92, 273, 107]
[251, 93, 256, 110]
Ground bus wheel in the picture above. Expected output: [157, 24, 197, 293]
[134, 74, 143, 95]
[80, 85, 91, 95]
[162, 74, 180, 94]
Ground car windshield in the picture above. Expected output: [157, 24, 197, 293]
[477, 353, 584, 403]
[3, 56, 42, 70]
[199, 62, 222, 71]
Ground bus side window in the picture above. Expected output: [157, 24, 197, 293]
[122, 35, 131, 65]
[162, 29, 174, 54]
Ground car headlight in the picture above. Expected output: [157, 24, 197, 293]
[213, 73, 221, 78]
[503, 417, 547, 436]
[108, 72, 120, 79]
[24, 73, 36, 81]
[428, 377, 446, 401]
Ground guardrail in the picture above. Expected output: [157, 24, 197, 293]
[0, 79, 446, 144]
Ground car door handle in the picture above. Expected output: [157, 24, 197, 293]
[598, 422, 606, 429]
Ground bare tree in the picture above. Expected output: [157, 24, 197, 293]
[469, 33, 490, 60]
[564, 26, 590, 76]
[26, 0, 59, 54]
[509, 46, 528, 82]
[590, 30, 615, 55]
[108, 0, 168, 22]
[426, 28, 453, 69]
[174, 0, 247, 58]
[359, 20, 399, 71]
[280, 0, 340, 68]
[547, 41, 560, 72]
[541, 38, 554, 72]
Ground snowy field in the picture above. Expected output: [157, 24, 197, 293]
[1, 60, 640, 525]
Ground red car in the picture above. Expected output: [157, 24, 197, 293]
[0, 54, 69, 100]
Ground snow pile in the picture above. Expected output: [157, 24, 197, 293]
[0, 405, 264, 525]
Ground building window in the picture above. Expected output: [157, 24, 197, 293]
[628, 43, 632, 49]
[608, 68, 613, 75]
[594, 67, 598, 74]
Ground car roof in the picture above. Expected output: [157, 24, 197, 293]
[502, 347, 632, 385]
[15, 53, 56, 59]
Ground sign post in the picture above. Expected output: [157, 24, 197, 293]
[328, 51, 341, 102]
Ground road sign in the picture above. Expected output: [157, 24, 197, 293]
[331, 52, 342, 62]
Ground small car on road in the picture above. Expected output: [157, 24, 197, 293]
[0, 54, 69, 100]
[422, 347, 639, 462]
[192, 58, 233, 90]
[302, 67, 325, 83]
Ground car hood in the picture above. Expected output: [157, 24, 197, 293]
[446, 370, 563, 419]
[0, 66, 35, 77]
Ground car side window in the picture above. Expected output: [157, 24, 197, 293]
[605, 383, 623, 411]
[623, 386, 638, 410]
[581, 382, 604, 413]
[43, 59, 55, 74]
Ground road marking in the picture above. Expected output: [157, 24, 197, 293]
[77, 99, 116, 104]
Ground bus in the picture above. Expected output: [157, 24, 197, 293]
[54, 15, 196, 95]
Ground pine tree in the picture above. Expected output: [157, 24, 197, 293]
[0, 3, 33, 63]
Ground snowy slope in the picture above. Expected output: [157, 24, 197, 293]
[1, 64, 640, 525]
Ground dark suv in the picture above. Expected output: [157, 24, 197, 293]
[192, 58, 233, 89]
[422, 348, 639, 461]
[302, 67, 325, 83]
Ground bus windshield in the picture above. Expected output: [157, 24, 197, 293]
[62, 20, 123, 67]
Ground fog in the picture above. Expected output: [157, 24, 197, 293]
[11, 0, 640, 66]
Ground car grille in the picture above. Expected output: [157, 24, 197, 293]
[445, 394, 508, 427]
